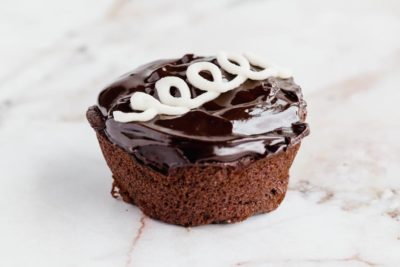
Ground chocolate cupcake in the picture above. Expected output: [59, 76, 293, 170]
[87, 52, 309, 226]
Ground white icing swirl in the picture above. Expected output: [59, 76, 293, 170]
[113, 52, 291, 123]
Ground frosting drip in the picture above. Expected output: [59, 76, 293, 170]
[97, 54, 309, 174]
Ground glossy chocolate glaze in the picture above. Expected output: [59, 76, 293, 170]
[96, 54, 309, 174]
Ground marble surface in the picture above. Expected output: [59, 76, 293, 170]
[1, 0, 400, 266]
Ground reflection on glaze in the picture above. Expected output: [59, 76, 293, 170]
[214, 141, 266, 156]
[98, 54, 309, 174]
[232, 106, 300, 135]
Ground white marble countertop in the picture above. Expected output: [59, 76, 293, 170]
[1, 0, 400, 266]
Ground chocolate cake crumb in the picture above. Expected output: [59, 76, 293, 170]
[95, 129, 300, 226]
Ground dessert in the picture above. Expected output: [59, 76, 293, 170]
[87, 52, 309, 226]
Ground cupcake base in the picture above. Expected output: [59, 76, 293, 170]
[94, 128, 300, 226]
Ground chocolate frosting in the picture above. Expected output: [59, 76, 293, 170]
[95, 54, 309, 174]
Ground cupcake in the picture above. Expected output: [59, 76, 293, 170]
[87, 52, 309, 226]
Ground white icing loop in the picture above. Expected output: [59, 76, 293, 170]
[187, 60, 246, 93]
[113, 109, 158, 122]
[244, 52, 292, 79]
[113, 51, 292, 122]
[217, 52, 250, 75]
[113, 92, 189, 122]
[156, 76, 219, 109]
